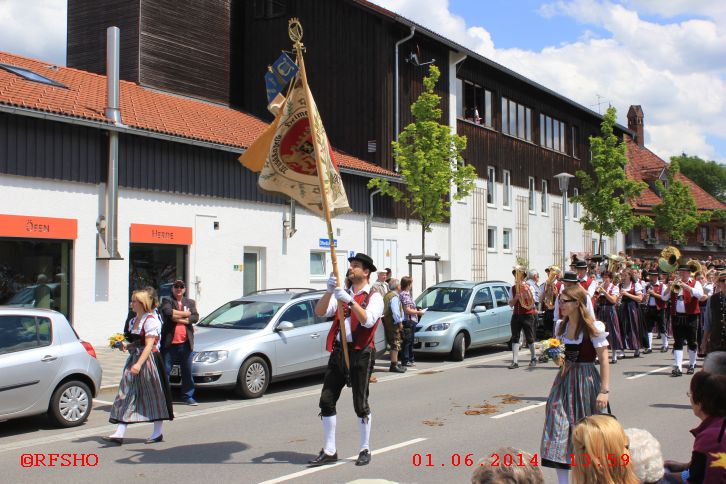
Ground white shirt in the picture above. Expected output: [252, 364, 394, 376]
[526, 279, 541, 303]
[128, 312, 162, 350]
[554, 319, 609, 348]
[645, 282, 662, 306]
[325, 284, 384, 342]
[662, 279, 704, 313]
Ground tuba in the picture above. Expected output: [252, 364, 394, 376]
[542, 265, 561, 310]
[659, 246, 681, 273]
[606, 254, 624, 286]
[513, 266, 535, 310]
[688, 259, 703, 277]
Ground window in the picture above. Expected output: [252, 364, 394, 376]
[278, 301, 315, 328]
[310, 252, 326, 277]
[718, 228, 724, 242]
[502, 97, 532, 141]
[253, 0, 286, 19]
[700, 226, 709, 242]
[130, 244, 187, 304]
[572, 125, 579, 158]
[473, 287, 494, 310]
[503, 229, 512, 251]
[528, 177, 536, 212]
[492, 286, 510, 307]
[459, 80, 493, 127]
[487, 166, 496, 205]
[541, 180, 549, 214]
[0, 63, 66, 88]
[573, 188, 580, 219]
[0, 316, 52, 355]
[540, 113, 566, 153]
[487, 227, 497, 250]
[503, 170, 511, 208]
[602, 240, 607, 254]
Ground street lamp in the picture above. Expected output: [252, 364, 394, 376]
[555, 172, 575, 267]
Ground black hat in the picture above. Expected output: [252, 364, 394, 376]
[561, 271, 579, 283]
[348, 252, 376, 272]
[677, 258, 691, 271]
[716, 265, 725, 271]
[573, 259, 588, 269]
[647, 270, 659, 276]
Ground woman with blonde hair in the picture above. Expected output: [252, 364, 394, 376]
[571, 415, 639, 484]
[540, 285, 611, 484]
[103, 289, 174, 444]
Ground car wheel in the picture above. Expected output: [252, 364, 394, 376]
[49, 380, 92, 427]
[451, 333, 466, 361]
[235, 356, 269, 399]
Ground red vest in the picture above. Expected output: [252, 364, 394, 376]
[326, 290, 380, 352]
[580, 277, 597, 308]
[670, 279, 700, 315]
[513, 284, 537, 315]
[646, 282, 667, 311]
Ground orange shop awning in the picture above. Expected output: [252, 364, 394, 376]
[129, 224, 193, 245]
[0, 214, 77, 240]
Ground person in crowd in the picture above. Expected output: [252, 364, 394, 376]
[399, 276, 424, 367]
[595, 271, 623, 364]
[104, 289, 173, 444]
[311, 253, 383, 467]
[624, 428, 666, 484]
[574, 259, 597, 305]
[540, 285, 610, 484]
[703, 351, 726, 375]
[32, 273, 52, 309]
[553, 271, 596, 321]
[643, 270, 669, 354]
[160, 279, 199, 406]
[696, 271, 712, 357]
[371, 271, 389, 297]
[619, 269, 644, 358]
[382, 278, 406, 373]
[526, 269, 541, 310]
[570, 415, 639, 484]
[540, 266, 562, 339]
[663, 371, 726, 483]
[471, 447, 544, 484]
[508, 266, 538, 369]
[662, 262, 705, 376]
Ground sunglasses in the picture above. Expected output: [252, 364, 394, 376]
[173, 284, 185, 289]
[559, 298, 577, 304]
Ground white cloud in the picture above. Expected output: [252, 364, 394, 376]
[370, 0, 726, 163]
[0, 0, 66, 65]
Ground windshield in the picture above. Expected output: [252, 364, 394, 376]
[198, 300, 284, 329]
[415, 287, 472, 312]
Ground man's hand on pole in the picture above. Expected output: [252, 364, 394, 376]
[334, 287, 353, 305]
[326, 274, 337, 294]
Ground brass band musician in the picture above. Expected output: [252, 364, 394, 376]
[508, 265, 537, 369]
[595, 271, 624, 363]
[643, 270, 669, 353]
[541, 266, 562, 338]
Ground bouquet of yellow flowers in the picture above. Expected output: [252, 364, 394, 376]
[538, 338, 566, 365]
[108, 332, 127, 350]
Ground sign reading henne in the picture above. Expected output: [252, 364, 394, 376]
[130, 224, 193, 245]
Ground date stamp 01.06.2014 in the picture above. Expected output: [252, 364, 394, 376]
[411, 452, 631, 468]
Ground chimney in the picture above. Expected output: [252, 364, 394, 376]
[627, 105, 644, 147]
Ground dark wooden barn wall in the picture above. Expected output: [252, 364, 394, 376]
[66, 0, 141, 82]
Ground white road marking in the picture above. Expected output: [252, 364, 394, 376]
[625, 366, 672, 380]
[256, 437, 427, 484]
[491, 402, 547, 419]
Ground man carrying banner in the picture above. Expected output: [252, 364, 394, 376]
[311, 253, 383, 467]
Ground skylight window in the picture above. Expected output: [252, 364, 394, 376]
[0, 63, 66, 88]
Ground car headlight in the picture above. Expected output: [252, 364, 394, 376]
[193, 351, 228, 364]
[427, 323, 450, 331]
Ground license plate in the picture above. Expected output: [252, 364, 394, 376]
[170, 365, 180, 377]
[414, 338, 420, 344]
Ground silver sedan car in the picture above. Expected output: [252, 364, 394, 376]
[0, 307, 102, 426]
[172, 289, 384, 398]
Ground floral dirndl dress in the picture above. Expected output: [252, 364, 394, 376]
[109, 312, 174, 424]
[540, 320, 609, 469]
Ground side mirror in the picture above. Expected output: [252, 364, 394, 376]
[472, 305, 487, 313]
[276, 321, 295, 332]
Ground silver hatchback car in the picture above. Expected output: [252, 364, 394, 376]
[0, 308, 102, 426]
[172, 289, 385, 398]
[413, 281, 513, 360]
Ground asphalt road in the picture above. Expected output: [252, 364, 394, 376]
[0, 344, 696, 483]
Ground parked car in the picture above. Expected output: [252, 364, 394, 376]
[0, 307, 102, 427]
[3, 283, 60, 308]
[170, 289, 385, 398]
[413, 280, 513, 361]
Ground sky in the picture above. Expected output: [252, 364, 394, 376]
[0, 0, 724, 164]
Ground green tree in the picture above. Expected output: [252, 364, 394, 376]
[572, 106, 651, 254]
[671, 153, 726, 203]
[652, 158, 711, 243]
[368, 65, 476, 288]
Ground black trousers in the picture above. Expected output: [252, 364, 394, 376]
[542, 309, 555, 338]
[672, 314, 698, 352]
[510, 314, 535, 345]
[319, 343, 373, 418]
[644, 306, 667, 335]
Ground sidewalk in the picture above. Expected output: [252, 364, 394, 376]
[94, 346, 128, 389]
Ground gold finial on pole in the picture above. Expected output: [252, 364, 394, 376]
[288, 18, 304, 50]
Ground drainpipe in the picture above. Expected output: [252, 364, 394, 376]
[394, 26, 415, 171]
[368, 188, 382, 255]
[97, 26, 123, 259]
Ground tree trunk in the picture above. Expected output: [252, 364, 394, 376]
[598, 233, 604, 256]
[421, 224, 426, 292]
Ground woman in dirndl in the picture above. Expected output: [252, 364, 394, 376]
[103, 289, 174, 444]
[595, 271, 624, 364]
[540, 284, 610, 484]
[618, 269, 644, 357]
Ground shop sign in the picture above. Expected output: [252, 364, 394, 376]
[0, 214, 77, 239]
[319, 238, 337, 248]
[130, 224, 193, 245]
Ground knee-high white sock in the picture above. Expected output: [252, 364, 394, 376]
[323, 415, 336, 455]
[688, 350, 697, 367]
[150, 421, 163, 439]
[359, 414, 372, 452]
[110, 423, 127, 438]
[556, 467, 569, 484]
[529, 343, 536, 359]
[647, 332, 653, 349]
[674, 350, 683, 369]
[512, 343, 520, 364]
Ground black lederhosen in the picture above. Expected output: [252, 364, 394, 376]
[672, 313, 699, 352]
[644, 304, 667, 335]
[510, 313, 535, 345]
[319, 342, 373, 418]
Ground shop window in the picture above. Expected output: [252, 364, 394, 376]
[0, 239, 72, 319]
[129, 244, 187, 304]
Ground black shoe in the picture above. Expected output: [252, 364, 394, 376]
[101, 436, 123, 445]
[529, 358, 537, 367]
[355, 449, 371, 466]
[610, 359, 617, 364]
[671, 368, 683, 377]
[644, 348, 653, 354]
[308, 449, 338, 467]
[634, 351, 641, 358]
[390, 363, 406, 373]
[661, 346, 669, 353]
[687, 366, 696, 375]
[145, 434, 163, 444]
[508, 362, 519, 369]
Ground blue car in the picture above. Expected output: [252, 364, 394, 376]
[413, 280, 513, 361]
